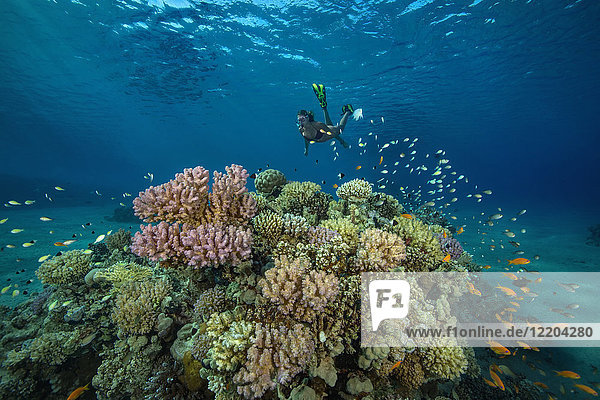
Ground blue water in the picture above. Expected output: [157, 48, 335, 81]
[1, 0, 600, 398]
[1, 0, 599, 210]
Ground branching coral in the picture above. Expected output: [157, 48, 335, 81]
[193, 285, 231, 321]
[259, 256, 339, 322]
[133, 166, 210, 224]
[433, 232, 464, 259]
[391, 217, 445, 271]
[181, 223, 252, 267]
[133, 164, 257, 226]
[421, 346, 468, 380]
[112, 279, 171, 335]
[320, 217, 360, 250]
[131, 221, 187, 263]
[336, 179, 372, 203]
[355, 228, 406, 272]
[36, 249, 92, 285]
[252, 211, 285, 247]
[234, 323, 315, 399]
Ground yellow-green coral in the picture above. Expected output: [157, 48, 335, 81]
[336, 179, 372, 203]
[391, 216, 444, 271]
[35, 249, 92, 285]
[95, 262, 153, 289]
[252, 211, 285, 247]
[112, 279, 171, 335]
[355, 228, 406, 272]
[204, 307, 253, 372]
[254, 169, 286, 194]
[280, 181, 321, 205]
[421, 346, 468, 380]
[320, 217, 360, 250]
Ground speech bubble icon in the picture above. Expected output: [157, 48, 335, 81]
[369, 279, 410, 331]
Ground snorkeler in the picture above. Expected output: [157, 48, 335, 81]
[297, 83, 353, 156]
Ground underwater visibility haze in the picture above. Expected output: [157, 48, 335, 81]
[1, 0, 600, 399]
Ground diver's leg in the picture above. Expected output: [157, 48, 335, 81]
[304, 138, 309, 156]
[323, 108, 333, 126]
[338, 112, 351, 131]
[335, 136, 350, 149]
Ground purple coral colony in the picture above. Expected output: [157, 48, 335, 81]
[0, 164, 544, 399]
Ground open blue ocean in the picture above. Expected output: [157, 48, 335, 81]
[1, 0, 599, 399]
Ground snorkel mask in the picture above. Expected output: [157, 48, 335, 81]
[297, 109, 314, 126]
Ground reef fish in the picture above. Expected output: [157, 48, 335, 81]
[554, 370, 580, 379]
[67, 383, 90, 400]
[573, 384, 598, 396]
[508, 258, 530, 265]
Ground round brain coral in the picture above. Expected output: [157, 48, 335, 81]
[254, 169, 286, 194]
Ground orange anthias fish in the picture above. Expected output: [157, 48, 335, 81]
[54, 242, 67, 247]
[467, 282, 481, 296]
[442, 254, 451, 263]
[533, 382, 549, 389]
[379, 156, 383, 165]
[490, 368, 505, 391]
[503, 272, 518, 280]
[508, 258, 530, 265]
[332, 184, 338, 188]
[496, 285, 517, 297]
[355, 165, 362, 170]
[457, 226, 464, 234]
[488, 340, 511, 356]
[67, 383, 90, 400]
[554, 370, 581, 379]
[574, 384, 598, 396]
[400, 214, 413, 219]
[389, 359, 403, 372]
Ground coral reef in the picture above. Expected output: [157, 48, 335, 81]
[1, 164, 490, 400]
